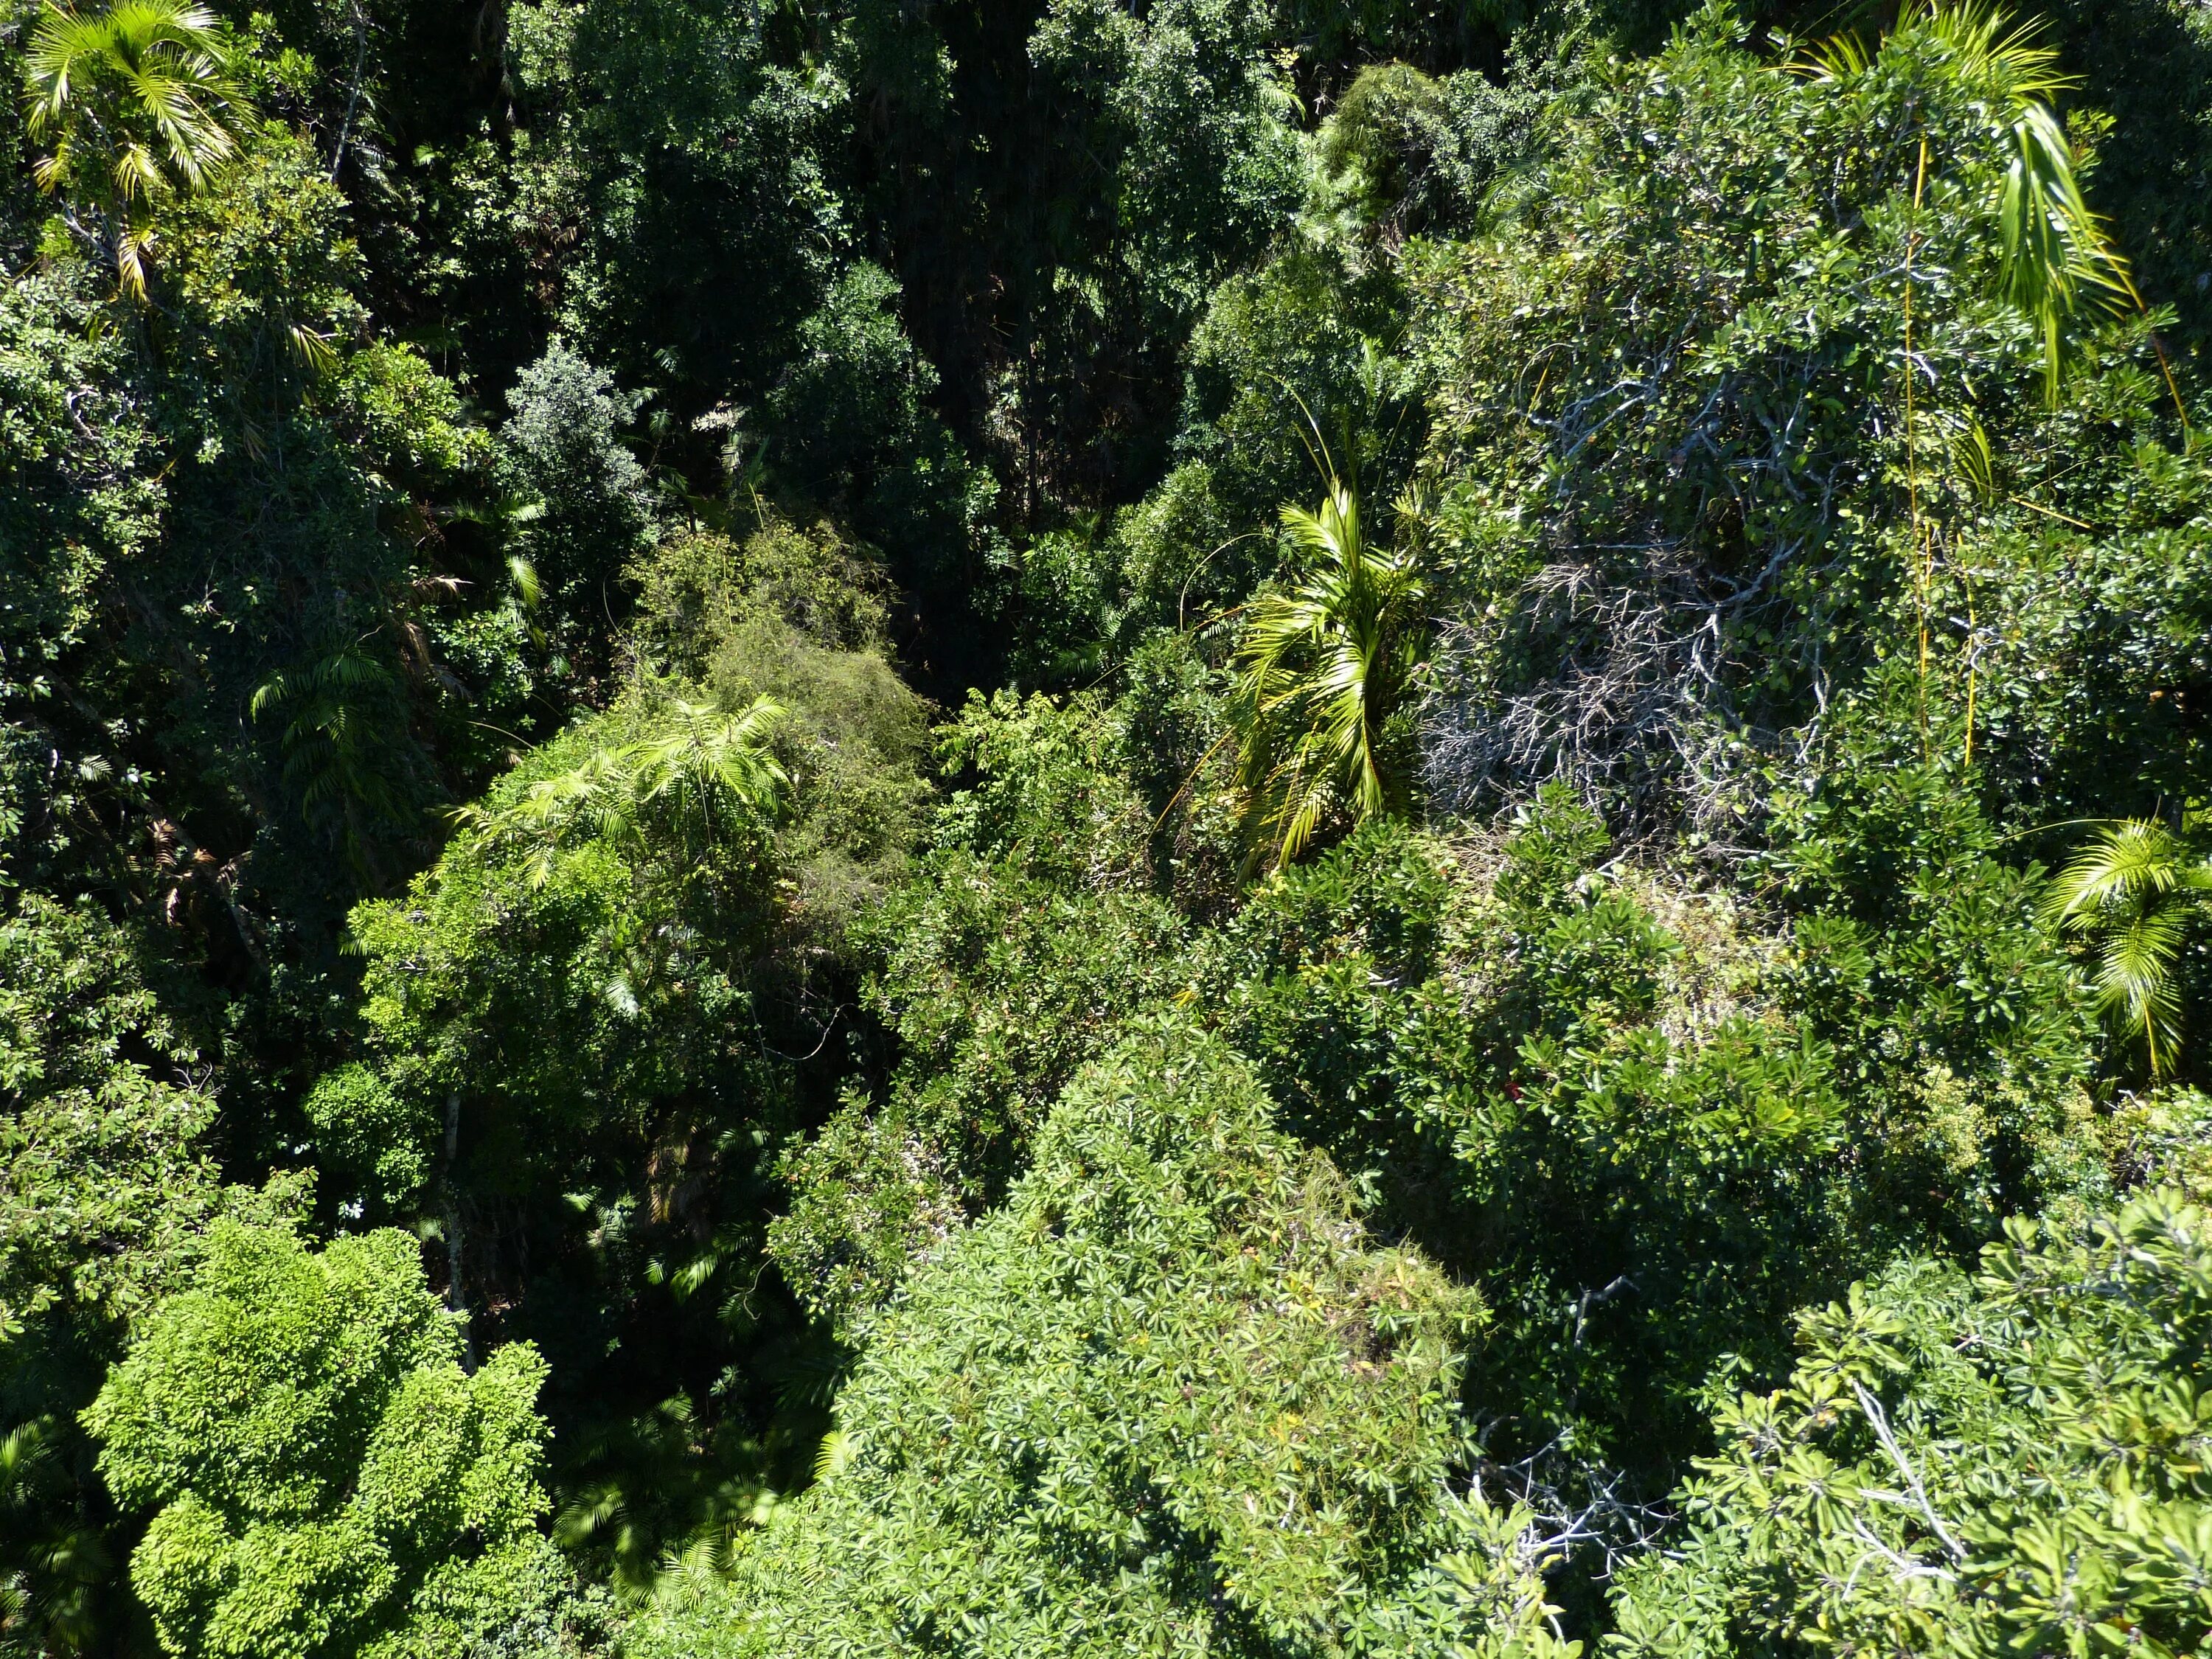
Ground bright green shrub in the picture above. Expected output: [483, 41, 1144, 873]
[1001, 521, 1132, 689]
[1, 897, 305, 1655]
[1955, 438, 2212, 831]
[303, 1066, 433, 1217]
[770, 690, 1191, 1326]
[770, 851, 1188, 1328]
[3, 897, 225, 1339]
[1206, 818, 1456, 1194]
[344, 699, 786, 1211]
[504, 0, 846, 404]
[85, 1221, 583, 1659]
[1175, 244, 1415, 545]
[1610, 1185, 2212, 1658]
[335, 520, 924, 1576]
[759, 1087, 970, 1332]
[634, 1017, 1576, 1659]
[1767, 751, 2107, 1231]
[927, 689, 1156, 888]
[763, 262, 984, 569]
[627, 519, 896, 677]
[1305, 55, 1554, 242]
[1218, 814, 1859, 1477]
[627, 518, 931, 936]
[1216, 795, 2107, 1515]
[333, 692, 826, 1573]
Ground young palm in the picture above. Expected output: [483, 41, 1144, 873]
[2045, 818, 2212, 1079]
[1804, 0, 2135, 404]
[465, 696, 789, 883]
[622, 697, 792, 853]
[22, 0, 243, 296]
[1235, 474, 1427, 871]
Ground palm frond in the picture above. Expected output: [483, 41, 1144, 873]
[1950, 417, 1995, 501]
[1233, 469, 1427, 871]
[1798, 0, 2129, 403]
[2048, 818, 2212, 1078]
[469, 696, 789, 876]
[622, 698, 790, 841]
[2045, 819, 2194, 926]
[1997, 102, 2131, 403]
[2094, 903, 2188, 1078]
[1909, 0, 2071, 98]
[1795, 29, 1872, 80]
[22, 0, 243, 293]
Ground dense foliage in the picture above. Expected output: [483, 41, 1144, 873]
[10, 0, 2212, 1652]
[641, 1017, 1576, 1659]
[1612, 1164, 2212, 1656]
[85, 1221, 593, 1659]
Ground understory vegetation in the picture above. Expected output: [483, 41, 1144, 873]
[10, 0, 2212, 1652]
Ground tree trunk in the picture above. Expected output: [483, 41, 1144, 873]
[445, 1091, 474, 1374]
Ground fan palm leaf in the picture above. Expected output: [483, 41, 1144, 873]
[622, 698, 790, 847]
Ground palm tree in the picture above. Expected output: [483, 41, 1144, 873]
[463, 696, 790, 883]
[2045, 818, 2212, 1079]
[1804, 0, 2135, 406]
[250, 636, 416, 883]
[1234, 473, 1427, 871]
[22, 0, 244, 296]
[0, 1416, 108, 1655]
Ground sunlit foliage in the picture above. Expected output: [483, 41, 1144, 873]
[13, 0, 2212, 1651]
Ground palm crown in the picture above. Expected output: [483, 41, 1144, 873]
[1234, 475, 1427, 871]
[23, 0, 243, 294]
[459, 697, 791, 887]
[2046, 817, 2212, 1079]
[1804, 0, 2135, 405]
